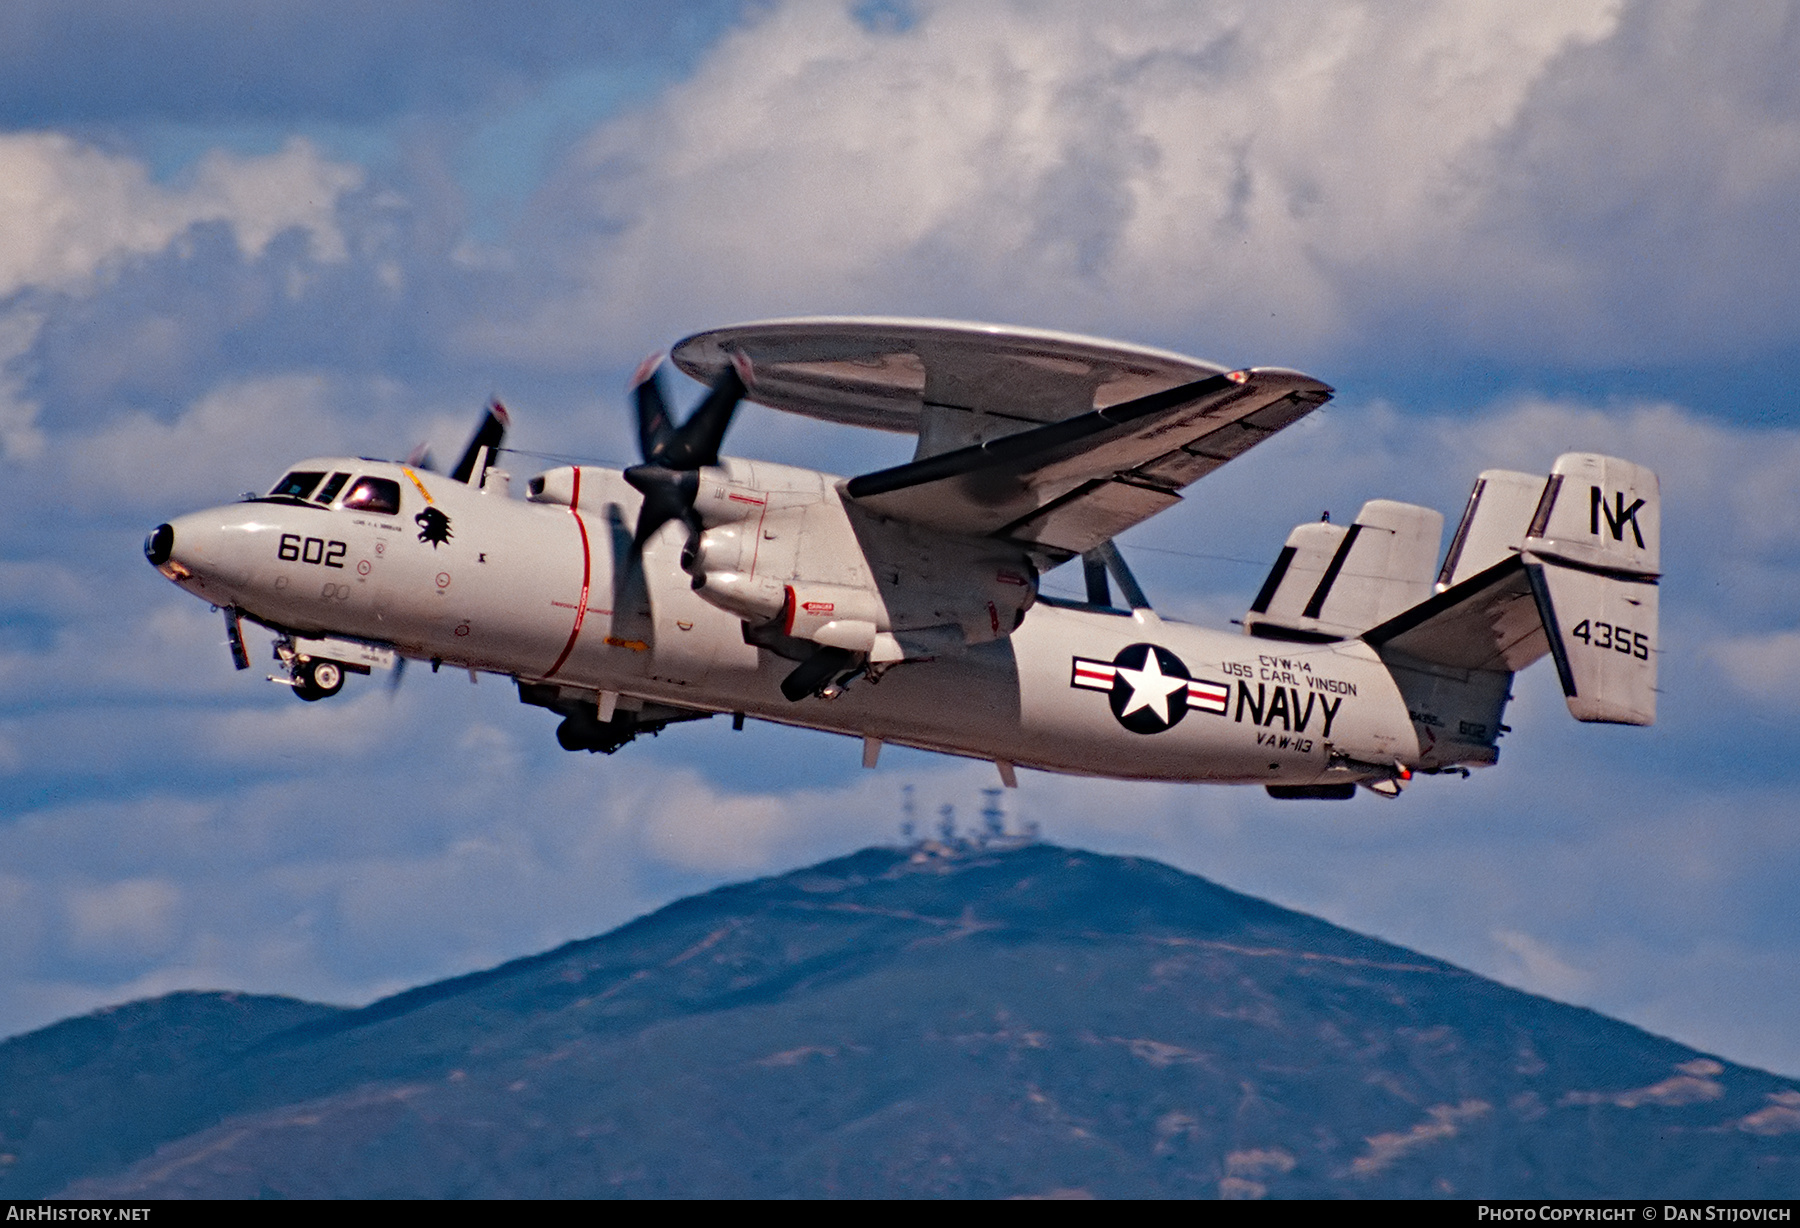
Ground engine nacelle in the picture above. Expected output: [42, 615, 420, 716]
[782, 582, 885, 653]
[683, 523, 754, 575]
[676, 463, 1042, 662]
[691, 569, 787, 624]
[528, 466, 774, 525]
[692, 478, 775, 528]
[525, 466, 583, 507]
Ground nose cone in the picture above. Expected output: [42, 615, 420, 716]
[145, 509, 242, 599]
[144, 523, 174, 567]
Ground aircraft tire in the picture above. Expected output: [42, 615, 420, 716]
[296, 658, 345, 701]
[556, 713, 635, 753]
[555, 717, 590, 751]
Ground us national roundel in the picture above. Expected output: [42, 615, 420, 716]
[1098, 643, 1193, 734]
[1071, 644, 1233, 734]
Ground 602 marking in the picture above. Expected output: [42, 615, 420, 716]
[278, 534, 347, 569]
[1570, 619, 1649, 660]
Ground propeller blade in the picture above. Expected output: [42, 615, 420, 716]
[621, 349, 751, 563]
[450, 400, 511, 484]
[388, 654, 408, 698]
[404, 442, 437, 473]
[662, 363, 746, 470]
[632, 353, 676, 463]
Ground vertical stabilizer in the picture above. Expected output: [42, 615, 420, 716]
[1246, 500, 1442, 640]
[1437, 470, 1548, 588]
[1521, 453, 1660, 725]
[1246, 521, 1346, 638]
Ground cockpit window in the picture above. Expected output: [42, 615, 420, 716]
[341, 476, 401, 515]
[315, 472, 351, 504]
[270, 471, 325, 500]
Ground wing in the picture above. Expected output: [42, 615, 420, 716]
[844, 367, 1332, 556]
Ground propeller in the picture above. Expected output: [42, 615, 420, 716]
[623, 351, 750, 558]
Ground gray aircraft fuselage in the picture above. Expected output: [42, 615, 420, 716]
[152, 456, 1436, 787]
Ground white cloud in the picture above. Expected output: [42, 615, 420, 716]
[0, 872, 44, 963]
[635, 773, 792, 872]
[63, 878, 183, 962]
[1710, 631, 1800, 710]
[63, 372, 362, 512]
[0, 133, 363, 300]
[1492, 928, 1593, 1000]
[194, 688, 424, 764]
[0, 599, 247, 707]
[465, 0, 1618, 357]
[467, 0, 1800, 368]
[0, 556, 94, 615]
[0, 135, 372, 467]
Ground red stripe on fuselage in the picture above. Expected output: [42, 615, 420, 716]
[544, 467, 592, 680]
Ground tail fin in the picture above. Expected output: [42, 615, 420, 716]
[1245, 500, 1443, 641]
[1436, 469, 1546, 587]
[1364, 453, 1659, 739]
[1520, 453, 1660, 725]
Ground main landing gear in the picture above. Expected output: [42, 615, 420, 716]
[517, 682, 712, 753]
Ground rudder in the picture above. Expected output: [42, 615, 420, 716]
[1521, 453, 1660, 725]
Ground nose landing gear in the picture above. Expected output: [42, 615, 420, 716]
[269, 653, 346, 700]
[294, 657, 344, 702]
[269, 634, 356, 701]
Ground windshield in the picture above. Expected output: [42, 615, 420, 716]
[269, 471, 325, 500]
[315, 472, 351, 504]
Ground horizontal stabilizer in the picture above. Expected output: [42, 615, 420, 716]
[1246, 500, 1443, 641]
[1364, 555, 1549, 674]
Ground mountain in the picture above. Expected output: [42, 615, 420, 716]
[0, 990, 344, 1196]
[4, 843, 1796, 1198]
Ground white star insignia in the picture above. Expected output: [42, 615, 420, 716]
[1114, 652, 1189, 723]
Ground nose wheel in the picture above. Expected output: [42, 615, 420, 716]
[269, 633, 380, 700]
[294, 657, 345, 701]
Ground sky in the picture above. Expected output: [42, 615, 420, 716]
[2, 0, 1799, 1077]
